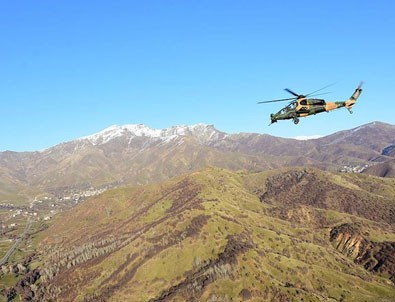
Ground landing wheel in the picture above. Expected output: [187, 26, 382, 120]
[293, 117, 299, 125]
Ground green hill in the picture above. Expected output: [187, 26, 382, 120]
[22, 167, 395, 301]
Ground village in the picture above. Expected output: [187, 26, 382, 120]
[0, 186, 110, 269]
[1, 187, 108, 230]
[339, 164, 370, 174]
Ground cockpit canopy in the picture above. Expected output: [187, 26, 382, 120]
[276, 101, 296, 115]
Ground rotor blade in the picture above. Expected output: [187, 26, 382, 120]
[258, 92, 331, 104]
[305, 82, 338, 97]
[257, 97, 296, 104]
[284, 88, 299, 97]
[307, 92, 332, 98]
[357, 81, 364, 89]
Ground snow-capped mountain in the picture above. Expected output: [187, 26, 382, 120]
[79, 124, 227, 146]
[1, 121, 395, 203]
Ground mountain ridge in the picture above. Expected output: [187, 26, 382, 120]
[78, 123, 227, 146]
[1, 121, 395, 203]
[1, 121, 392, 153]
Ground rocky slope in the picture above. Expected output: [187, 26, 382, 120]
[7, 167, 393, 301]
[363, 159, 395, 178]
[330, 223, 395, 282]
[258, 168, 395, 224]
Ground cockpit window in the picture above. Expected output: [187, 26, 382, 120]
[286, 102, 296, 111]
[278, 102, 296, 115]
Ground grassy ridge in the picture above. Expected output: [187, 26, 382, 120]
[32, 167, 395, 301]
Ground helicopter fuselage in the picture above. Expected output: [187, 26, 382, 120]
[270, 85, 362, 125]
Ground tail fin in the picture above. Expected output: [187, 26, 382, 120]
[345, 82, 363, 111]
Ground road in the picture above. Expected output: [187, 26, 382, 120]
[0, 220, 32, 266]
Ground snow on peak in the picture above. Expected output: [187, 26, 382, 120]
[161, 124, 223, 143]
[80, 125, 127, 145]
[351, 121, 379, 133]
[294, 135, 323, 140]
[79, 124, 223, 145]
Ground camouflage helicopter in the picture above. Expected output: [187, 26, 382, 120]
[258, 82, 363, 125]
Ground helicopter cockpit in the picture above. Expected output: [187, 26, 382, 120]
[277, 101, 297, 115]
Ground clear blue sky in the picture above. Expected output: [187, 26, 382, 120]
[1, 0, 394, 151]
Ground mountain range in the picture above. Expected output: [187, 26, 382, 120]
[1, 121, 395, 203]
[1, 121, 395, 301]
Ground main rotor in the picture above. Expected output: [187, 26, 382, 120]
[258, 83, 335, 104]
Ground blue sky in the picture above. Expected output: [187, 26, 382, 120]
[1, 1, 394, 151]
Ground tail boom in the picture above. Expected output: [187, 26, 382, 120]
[326, 83, 363, 113]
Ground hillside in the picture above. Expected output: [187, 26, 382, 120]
[8, 167, 393, 301]
[1, 122, 395, 203]
[363, 159, 395, 178]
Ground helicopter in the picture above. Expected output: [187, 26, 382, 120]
[258, 82, 363, 125]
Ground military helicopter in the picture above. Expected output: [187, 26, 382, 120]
[258, 82, 363, 125]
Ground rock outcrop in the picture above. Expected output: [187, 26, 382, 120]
[330, 223, 395, 282]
